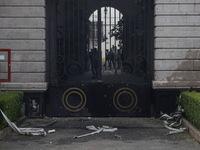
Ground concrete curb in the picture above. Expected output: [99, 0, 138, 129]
[0, 127, 12, 140]
[0, 116, 27, 140]
[182, 118, 200, 143]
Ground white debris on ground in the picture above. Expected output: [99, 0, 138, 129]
[0, 109, 47, 136]
[47, 129, 55, 134]
[159, 105, 186, 135]
[74, 125, 118, 138]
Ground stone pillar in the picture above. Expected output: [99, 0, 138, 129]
[153, 0, 200, 89]
[0, 0, 47, 91]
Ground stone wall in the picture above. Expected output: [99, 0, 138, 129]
[153, 0, 200, 89]
[0, 0, 47, 91]
[1, 0, 200, 91]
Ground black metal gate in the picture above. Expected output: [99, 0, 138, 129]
[46, 0, 153, 117]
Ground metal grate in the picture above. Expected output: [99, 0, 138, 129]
[46, 0, 153, 117]
[46, 0, 152, 84]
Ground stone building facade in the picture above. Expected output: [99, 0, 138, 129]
[154, 0, 200, 89]
[0, 0, 46, 91]
[0, 0, 200, 116]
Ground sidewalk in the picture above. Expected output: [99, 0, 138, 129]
[0, 117, 199, 150]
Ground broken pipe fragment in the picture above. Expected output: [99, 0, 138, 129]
[74, 125, 118, 139]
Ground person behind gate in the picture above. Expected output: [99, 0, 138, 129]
[89, 48, 98, 78]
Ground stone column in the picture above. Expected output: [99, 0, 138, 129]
[0, 0, 47, 91]
[153, 0, 200, 89]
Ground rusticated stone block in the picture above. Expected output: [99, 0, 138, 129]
[10, 73, 45, 82]
[0, 40, 45, 50]
[155, 16, 200, 26]
[1, 82, 48, 91]
[155, 49, 200, 60]
[152, 81, 200, 89]
[0, 18, 45, 28]
[0, 0, 45, 6]
[155, 4, 200, 15]
[155, 38, 200, 49]
[11, 51, 45, 61]
[0, 73, 8, 79]
[194, 60, 200, 70]
[155, 71, 200, 81]
[155, 0, 198, 4]
[154, 50, 171, 59]
[155, 27, 200, 37]
[11, 62, 46, 73]
[154, 71, 184, 81]
[0, 7, 45, 17]
[155, 60, 193, 71]
[171, 49, 200, 59]
[0, 29, 45, 40]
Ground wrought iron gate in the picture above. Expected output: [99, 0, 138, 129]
[46, 0, 153, 117]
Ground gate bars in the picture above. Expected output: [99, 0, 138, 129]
[46, 0, 152, 84]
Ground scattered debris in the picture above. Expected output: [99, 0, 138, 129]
[163, 121, 186, 135]
[115, 134, 122, 140]
[47, 129, 55, 134]
[74, 127, 103, 139]
[159, 86, 192, 135]
[0, 109, 47, 136]
[43, 120, 58, 127]
[78, 117, 91, 122]
[159, 105, 185, 135]
[74, 125, 118, 139]
[87, 125, 118, 132]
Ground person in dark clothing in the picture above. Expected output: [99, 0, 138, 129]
[103, 49, 110, 67]
[89, 48, 98, 78]
[109, 45, 116, 68]
[102, 35, 108, 42]
[116, 49, 121, 69]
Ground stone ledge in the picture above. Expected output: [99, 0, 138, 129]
[182, 118, 200, 143]
[0, 82, 48, 91]
[152, 81, 200, 89]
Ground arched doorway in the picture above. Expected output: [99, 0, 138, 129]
[46, 0, 153, 117]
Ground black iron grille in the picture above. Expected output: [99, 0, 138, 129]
[46, 0, 152, 84]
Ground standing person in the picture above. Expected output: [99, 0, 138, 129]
[109, 45, 116, 68]
[103, 49, 110, 67]
[89, 48, 98, 78]
[102, 35, 107, 42]
[107, 32, 110, 39]
[116, 49, 121, 69]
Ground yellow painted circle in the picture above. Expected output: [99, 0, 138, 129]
[62, 87, 87, 112]
[65, 91, 83, 109]
[117, 91, 134, 109]
[113, 87, 138, 112]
